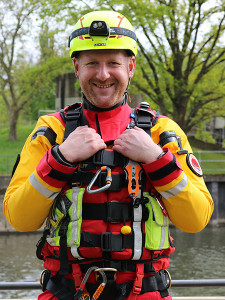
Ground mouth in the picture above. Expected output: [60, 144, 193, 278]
[94, 83, 114, 89]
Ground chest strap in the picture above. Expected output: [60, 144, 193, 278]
[81, 231, 145, 253]
[71, 170, 127, 191]
[82, 202, 149, 222]
[84, 149, 129, 168]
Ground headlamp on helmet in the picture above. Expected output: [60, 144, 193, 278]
[89, 21, 110, 37]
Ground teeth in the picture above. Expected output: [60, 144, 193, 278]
[95, 84, 112, 88]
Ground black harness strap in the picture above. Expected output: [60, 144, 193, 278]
[71, 170, 127, 191]
[82, 202, 149, 223]
[61, 103, 89, 141]
[36, 228, 50, 260]
[134, 102, 158, 136]
[45, 276, 75, 300]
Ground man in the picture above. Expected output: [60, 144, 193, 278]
[4, 10, 214, 300]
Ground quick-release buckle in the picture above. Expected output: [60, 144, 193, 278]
[101, 232, 124, 252]
[132, 263, 144, 295]
[93, 149, 115, 167]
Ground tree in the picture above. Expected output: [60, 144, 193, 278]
[94, 0, 225, 132]
[0, 0, 41, 140]
[0, 0, 72, 141]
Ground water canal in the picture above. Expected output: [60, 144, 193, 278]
[0, 227, 225, 298]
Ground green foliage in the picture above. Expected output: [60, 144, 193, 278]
[93, 0, 225, 132]
[1, 0, 225, 140]
[0, 123, 36, 174]
[195, 129, 216, 144]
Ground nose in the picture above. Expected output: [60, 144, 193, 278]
[96, 63, 110, 81]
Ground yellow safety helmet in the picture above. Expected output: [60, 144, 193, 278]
[68, 11, 137, 57]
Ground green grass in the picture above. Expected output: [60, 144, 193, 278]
[0, 123, 35, 174]
[194, 150, 225, 175]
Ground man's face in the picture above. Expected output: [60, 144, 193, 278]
[73, 49, 135, 108]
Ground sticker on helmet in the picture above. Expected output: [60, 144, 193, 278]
[94, 43, 106, 46]
[186, 153, 203, 177]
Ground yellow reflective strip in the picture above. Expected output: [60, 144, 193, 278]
[29, 173, 59, 199]
[160, 173, 187, 200]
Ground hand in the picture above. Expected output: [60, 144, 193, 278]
[59, 126, 106, 163]
[112, 126, 163, 163]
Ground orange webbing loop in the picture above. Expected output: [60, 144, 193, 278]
[127, 263, 145, 300]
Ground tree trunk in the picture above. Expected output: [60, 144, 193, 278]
[9, 110, 19, 141]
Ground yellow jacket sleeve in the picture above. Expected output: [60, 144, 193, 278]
[142, 116, 214, 233]
[3, 114, 76, 232]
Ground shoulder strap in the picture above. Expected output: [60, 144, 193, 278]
[133, 102, 159, 136]
[61, 103, 89, 141]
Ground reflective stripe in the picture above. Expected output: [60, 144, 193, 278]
[160, 173, 187, 200]
[159, 215, 168, 249]
[29, 173, 59, 199]
[132, 189, 143, 260]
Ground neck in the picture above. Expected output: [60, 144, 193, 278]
[82, 93, 128, 112]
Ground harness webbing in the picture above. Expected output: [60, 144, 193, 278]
[37, 101, 164, 299]
[61, 103, 88, 141]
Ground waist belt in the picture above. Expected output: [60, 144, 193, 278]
[71, 171, 127, 191]
[86, 272, 169, 299]
[79, 260, 155, 273]
[44, 269, 169, 300]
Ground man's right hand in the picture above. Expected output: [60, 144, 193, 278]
[59, 126, 106, 163]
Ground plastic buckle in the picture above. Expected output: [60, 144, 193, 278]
[65, 110, 80, 121]
[101, 232, 124, 252]
[133, 264, 144, 295]
[93, 149, 115, 167]
[133, 273, 144, 294]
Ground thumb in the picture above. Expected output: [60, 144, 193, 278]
[133, 126, 143, 131]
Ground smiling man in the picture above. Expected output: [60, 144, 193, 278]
[4, 10, 213, 300]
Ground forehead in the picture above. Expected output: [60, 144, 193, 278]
[78, 49, 129, 61]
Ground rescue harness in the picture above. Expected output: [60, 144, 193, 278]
[36, 101, 172, 300]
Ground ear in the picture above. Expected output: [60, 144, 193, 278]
[72, 57, 79, 77]
[128, 56, 136, 79]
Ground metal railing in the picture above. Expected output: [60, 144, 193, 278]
[0, 279, 225, 290]
[194, 150, 225, 173]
